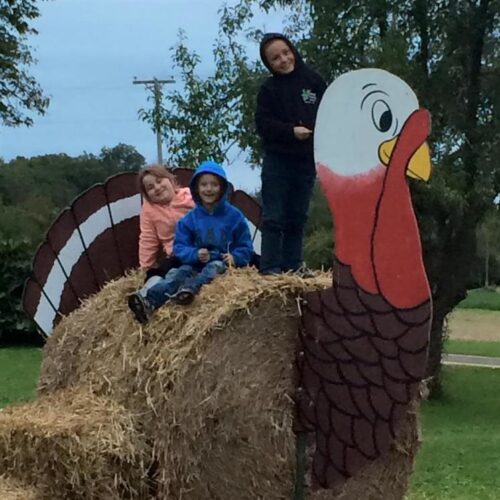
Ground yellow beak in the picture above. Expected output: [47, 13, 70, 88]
[378, 136, 431, 181]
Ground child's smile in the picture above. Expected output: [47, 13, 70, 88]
[264, 39, 295, 75]
[143, 174, 175, 205]
[197, 173, 222, 209]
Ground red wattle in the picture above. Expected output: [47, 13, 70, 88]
[317, 163, 385, 295]
[372, 110, 431, 309]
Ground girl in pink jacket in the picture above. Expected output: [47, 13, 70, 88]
[138, 166, 194, 272]
[128, 166, 194, 318]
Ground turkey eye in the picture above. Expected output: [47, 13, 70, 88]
[371, 100, 393, 132]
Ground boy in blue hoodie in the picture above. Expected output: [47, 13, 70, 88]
[128, 160, 253, 323]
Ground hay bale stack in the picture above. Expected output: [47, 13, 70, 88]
[39, 268, 330, 418]
[0, 475, 40, 500]
[37, 268, 421, 499]
[0, 388, 148, 499]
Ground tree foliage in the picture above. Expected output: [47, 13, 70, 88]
[0, 239, 34, 338]
[138, 3, 273, 168]
[301, 0, 499, 395]
[140, 0, 499, 394]
[292, 0, 499, 395]
[100, 143, 146, 171]
[0, 148, 143, 238]
[477, 207, 500, 287]
[0, 0, 49, 126]
[304, 185, 333, 270]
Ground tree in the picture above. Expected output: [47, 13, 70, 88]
[139, 0, 499, 394]
[0, 0, 49, 126]
[0, 239, 35, 338]
[290, 0, 499, 395]
[138, 3, 272, 168]
[100, 143, 145, 172]
[304, 185, 333, 270]
[0, 146, 144, 246]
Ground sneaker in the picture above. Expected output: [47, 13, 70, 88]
[128, 292, 154, 324]
[293, 266, 315, 279]
[259, 267, 282, 276]
[172, 288, 195, 305]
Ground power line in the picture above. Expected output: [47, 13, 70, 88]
[133, 77, 175, 165]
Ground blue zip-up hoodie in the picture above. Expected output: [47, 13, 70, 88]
[173, 161, 254, 267]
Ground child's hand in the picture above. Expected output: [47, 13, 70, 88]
[222, 253, 235, 267]
[294, 126, 312, 141]
[198, 248, 210, 263]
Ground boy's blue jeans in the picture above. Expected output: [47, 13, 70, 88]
[145, 260, 226, 309]
[260, 153, 315, 274]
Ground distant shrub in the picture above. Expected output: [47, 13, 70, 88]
[0, 239, 37, 340]
[457, 288, 500, 311]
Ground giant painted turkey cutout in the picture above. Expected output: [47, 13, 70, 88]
[296, 68, 432, 489]
[22, 168, 262, 336]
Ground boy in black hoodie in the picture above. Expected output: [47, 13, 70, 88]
[255, 33, 326, 275]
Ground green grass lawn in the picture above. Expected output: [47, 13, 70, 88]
[457, 287, 500, 311]
[0, 346, 43, 408]
[407, 366, 500, 499]
[446, 339, 500, 358]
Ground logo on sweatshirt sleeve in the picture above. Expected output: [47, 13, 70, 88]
[301, 89, 317, 104]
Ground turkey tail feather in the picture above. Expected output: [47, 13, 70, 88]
[22, 172, 141, 337]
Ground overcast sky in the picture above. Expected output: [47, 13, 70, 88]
[0, 0, 286, 192]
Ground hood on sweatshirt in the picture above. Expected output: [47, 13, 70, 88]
[189, 160, 229, 207]
[259, 32, 305, 75]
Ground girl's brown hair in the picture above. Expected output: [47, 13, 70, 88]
[137, 165, 179, 201]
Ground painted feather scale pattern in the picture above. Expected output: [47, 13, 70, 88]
[296, 259, 430, 488]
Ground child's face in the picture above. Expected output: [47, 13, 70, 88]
[197, 173, 222, 209]
[264, 39, 295, 75]
[143, 174, 175, 205]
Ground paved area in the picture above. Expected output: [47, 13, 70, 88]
[443, 353, 500, 368]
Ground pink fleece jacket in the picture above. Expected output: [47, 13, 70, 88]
[139, 187, 194, 269]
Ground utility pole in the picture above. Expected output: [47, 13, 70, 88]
[133, 77, 175, 165]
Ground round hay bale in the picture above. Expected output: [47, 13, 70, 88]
[0, 388, 149, 499]
[38, 268, 421, 498]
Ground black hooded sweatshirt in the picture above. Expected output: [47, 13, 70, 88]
[255, 33, 326, 162]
